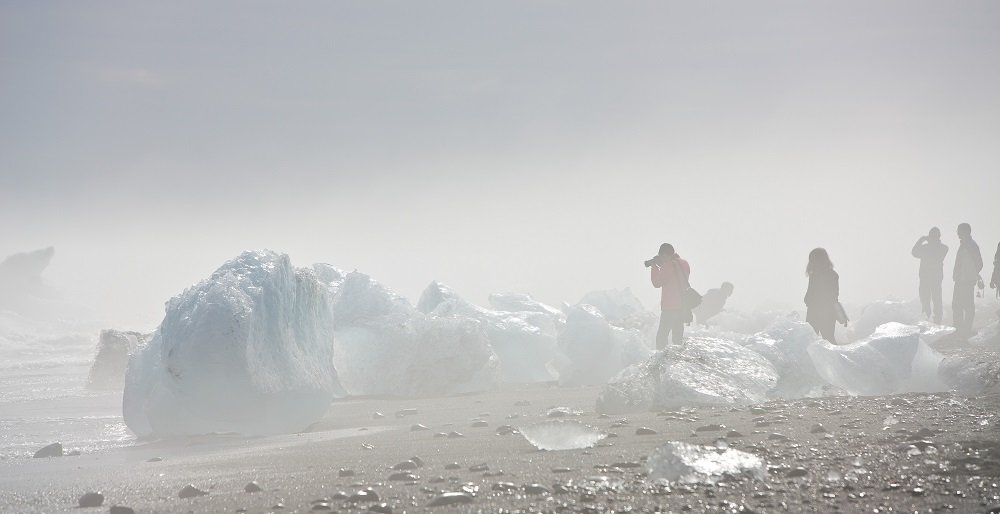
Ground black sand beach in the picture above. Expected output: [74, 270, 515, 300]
[3, 379, 1000, 514]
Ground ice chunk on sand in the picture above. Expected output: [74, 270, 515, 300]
[806, 322, 946, 396]
[488, 292, 565, 321]
[939, 349, 1000, 394]
[969, 315, 1000, 347]
[123, 250, 342, 437]
[647, 441, 767, 483]
[597, 336, 778, 413]
[417, 281, 558, 383]
[576, 288, 646, 322]
[333, 274, 500, 396]
[741, 315, 827, 398]
[554, 304, 652, 386]
[850, 301, 922, 340]
[87, 329, 147, 391]
[519, 420, 606, 450]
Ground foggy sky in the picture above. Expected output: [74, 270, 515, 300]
[2, 1, 999, 329]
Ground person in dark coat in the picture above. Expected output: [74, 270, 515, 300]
[953, 223, 984, 335]
[804, 248, 839, 344]
[911, 227, 948, 324]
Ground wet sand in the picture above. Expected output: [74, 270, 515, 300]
[2, 381, 1000, 513]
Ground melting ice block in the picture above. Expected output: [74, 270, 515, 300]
[850, 301, 922, 340]
[741, 316, 827, 398]
[333, 274, 500, 397]
[418, 282, 559, 383]
[519, 420, 606, 450]
[123, 250, 342, 437]
[806, 322, 946, 396]
[555, 304, 652, 386]
[597, 336, 777, 413]
[647, 442, 767, 483]
[87, 329, 147, 391]
[576, 288, 646, 322]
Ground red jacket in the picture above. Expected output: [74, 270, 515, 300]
[651, 256, 690, 311]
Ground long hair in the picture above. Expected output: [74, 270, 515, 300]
[806, 247, 833, 275]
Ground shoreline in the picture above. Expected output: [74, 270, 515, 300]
[2, 383, 999, 513]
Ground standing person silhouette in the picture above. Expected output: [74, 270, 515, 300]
[804, 248, 839, 344]
[953, 223, 984, 335]
[649, 243, 690, 350]
[911, 227, 949, 324]
[991, 242, 1000, 299]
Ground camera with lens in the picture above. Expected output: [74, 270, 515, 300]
[644, 256, 662, 268]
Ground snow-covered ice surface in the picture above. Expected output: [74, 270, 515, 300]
[849, 300, 923, 340]
[554, 305, 652, 386]
[123, 250, 343, 437]
[418, 282, 559, 383]
[333, 274, 500, 397]
[807, 322, 946, 396]
[647, 441, 767, 483]
[597, 336, 778, 413]
[519, 420, 606, 450]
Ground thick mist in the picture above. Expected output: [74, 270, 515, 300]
[2, 1, 999, 329]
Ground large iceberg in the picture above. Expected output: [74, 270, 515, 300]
[597, 336, 778, 413]
[418, 282, 559, 383]
[806, 322, 946, 396]
[555, 304, 652, 386]
[333, 274, 500, 397]
[123, 250, 342, 437]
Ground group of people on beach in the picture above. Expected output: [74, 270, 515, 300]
[649, 223, 1000, 349]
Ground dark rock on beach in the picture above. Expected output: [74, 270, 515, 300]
[177, 484, 208, 498]
[78, 491, 104, 507]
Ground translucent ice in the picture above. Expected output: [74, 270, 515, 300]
[576, 288, 646, 322]
[939, 349, 1000, 394]
[87, 329, 147, 391]
[806, 322, 946, 396]
[597, 336, 777, 413]
[741, 315, 827, 398]
[123, 250, 342, 437]
[333, 274, 500, 396]
[850, 301, 922, 340]
[519, 420, 606, 450]
[418, 282, 559, 383]
[554, 304, 652, 386]
[647, 441, 767, 483]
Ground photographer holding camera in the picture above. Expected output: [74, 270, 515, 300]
[647, 243, 691, 350]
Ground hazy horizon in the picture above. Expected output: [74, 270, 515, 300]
[3, 1, 999, 329]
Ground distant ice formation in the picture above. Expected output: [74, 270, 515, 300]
[418, 281, 559, 383]
[87, 329, 147, 391]
[333, 274, 500, 397]
[850, 300, 923, 340]
[123, 250, 342, 437]
[597, 336, 777, 413]
[554, 304, 652, 386]
[647, 442, 767, 483]
[807, 322, 946, 396]
[519, 420, 606, 450]
[576, 288, 645, 322]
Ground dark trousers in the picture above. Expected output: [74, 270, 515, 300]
[807, 311, 837, 344]
[953, 281, 976, 333]
[656, 309, 685, 350]
[918, 278, 943, 324]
